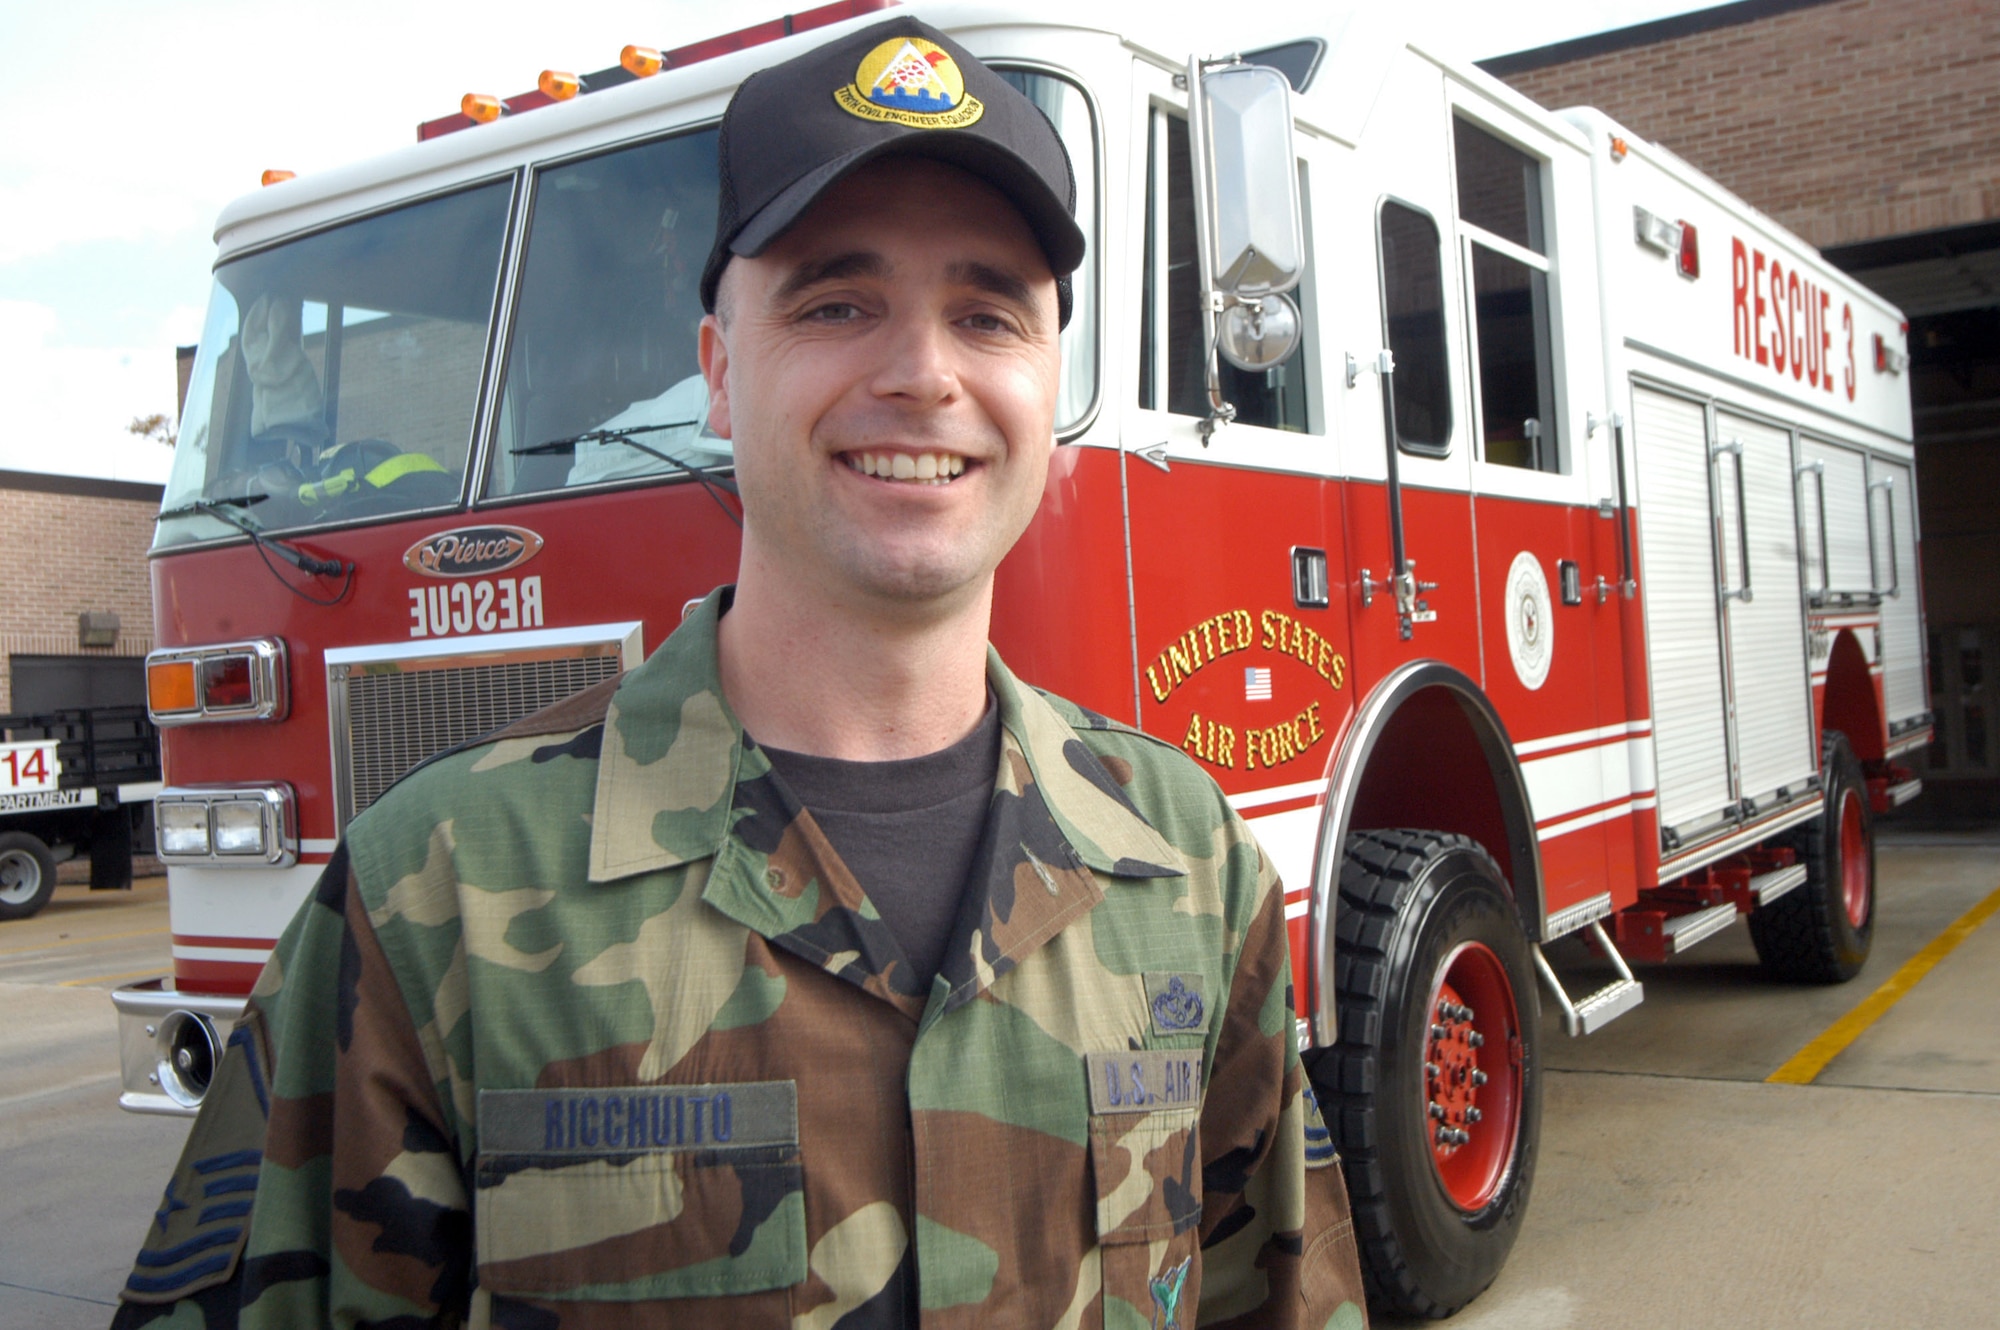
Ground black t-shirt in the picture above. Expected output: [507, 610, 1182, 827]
[759, 700, 1000, 993]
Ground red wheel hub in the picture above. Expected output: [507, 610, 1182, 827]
[1838, 788, 1870, 929]
[1424, 941, 1523, 1212]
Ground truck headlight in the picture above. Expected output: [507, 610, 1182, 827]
[155, 785, 296, 867]
[211, 800, 269, 856]
[156, 801, 212, 857]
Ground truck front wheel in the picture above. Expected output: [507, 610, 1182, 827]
[1309, 829, 1542, 1318]
[0, 831, 58, 921]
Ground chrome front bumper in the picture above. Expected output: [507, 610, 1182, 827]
[111, 980, 246, 1116]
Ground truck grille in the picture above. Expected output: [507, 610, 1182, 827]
[327, 630, 637, 829]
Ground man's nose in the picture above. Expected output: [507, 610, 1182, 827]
[868, 306, 960, 406]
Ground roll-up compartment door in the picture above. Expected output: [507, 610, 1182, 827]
[1715, 411, 1816, 805]
[1871, 455, 1928, 727]
[1631, 386, 1733, 838]
[1798, 436, 1871, 602]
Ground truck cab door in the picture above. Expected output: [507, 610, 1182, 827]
[1121, 60, 1349, 892]
[1336, 58, 1480, 693]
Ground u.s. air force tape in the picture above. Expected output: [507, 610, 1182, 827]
[1084, 1051, 1203, 1115]
[479, 1081, 798, 1154]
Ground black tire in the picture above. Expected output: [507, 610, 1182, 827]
[1307, 830, 1542, 1318]
[0, 831, 58, 921]
[1749, 732, 1875, 983]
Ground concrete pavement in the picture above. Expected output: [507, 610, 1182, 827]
[1, 888, 189, 1329]
[5, 834, 1998, 1328]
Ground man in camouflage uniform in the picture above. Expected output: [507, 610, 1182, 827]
[115, 16, 1366, 1329]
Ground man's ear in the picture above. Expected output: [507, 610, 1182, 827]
[698, 313, 731, 440]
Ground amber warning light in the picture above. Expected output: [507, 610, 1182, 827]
[147, 658, 198, 716]
[461, 93, 504, 124]
[416, 0, 897, 141]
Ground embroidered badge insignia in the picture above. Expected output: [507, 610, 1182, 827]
[1146, 971, 1208, 1034]
[1150, 1254, 1192, 1330]
[834, 35, 985, 129]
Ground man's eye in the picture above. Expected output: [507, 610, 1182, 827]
[805, 301, 862, 323]
[962, 311, 1012, 334]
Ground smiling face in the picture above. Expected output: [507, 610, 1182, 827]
[699, 156, 1062, 619]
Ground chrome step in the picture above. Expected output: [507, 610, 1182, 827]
[1750, 863, 1808, 906]
[1661, 901, 1739, 954]
[1534, 920, 1646, 1037]
[1886, 778, 1923, 807]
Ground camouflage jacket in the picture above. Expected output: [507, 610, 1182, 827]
[115, 592, 1366, 1329]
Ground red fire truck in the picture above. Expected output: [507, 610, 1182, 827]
[116, 2, 1926, 1316]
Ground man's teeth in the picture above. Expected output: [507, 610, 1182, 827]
[844, 451, 967, 484]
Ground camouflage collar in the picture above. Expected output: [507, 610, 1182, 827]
[587, 589, 1187, 886]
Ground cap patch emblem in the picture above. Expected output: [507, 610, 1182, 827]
[835, 36, 984, 129]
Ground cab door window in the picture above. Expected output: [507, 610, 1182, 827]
[1378, 199, 1452, 454]
[1138, 107, 1317, 433]
[1453, 117, 1560, 472]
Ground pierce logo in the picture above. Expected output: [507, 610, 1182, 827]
[403, 526, 544, 579]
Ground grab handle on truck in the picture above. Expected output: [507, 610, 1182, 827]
[1798, 459, 1830, 604]
[1868, 475, 1900, 600]
[1611, 415, 1636, 599]
[1712, 438, 1753, 604]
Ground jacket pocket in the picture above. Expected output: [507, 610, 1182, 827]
[474, 1084, 806, 1307]
[1090, 1103, 1203, 1329]
[476, 1146, 805, 1302]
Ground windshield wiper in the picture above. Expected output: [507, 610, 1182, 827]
[158, 497, 354, 604]
[517, 422, 741, 528]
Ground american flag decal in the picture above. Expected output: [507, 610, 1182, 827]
[1244, 667, 1273, 701]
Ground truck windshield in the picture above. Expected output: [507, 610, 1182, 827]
[155, 180, 513, 551]
[484, 68, 1097, 501]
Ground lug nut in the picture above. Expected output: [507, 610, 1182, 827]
[1429, 1103, 1445, 1120]
[1430, 1024, 1447, 1040]
[1472, 1070, 1488, 1086]
[1468, 1032, 1486, 1048]
[1466, 1107, 1482, 1123]
[1425, 1062, 1440, 1078]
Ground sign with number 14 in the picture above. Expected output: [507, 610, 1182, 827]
[0, 741, 59, 794]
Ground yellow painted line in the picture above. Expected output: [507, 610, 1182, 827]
[0, 926, 168, 956]
[57, 968, 169, 988]
[1768, 882, 2000, 1085]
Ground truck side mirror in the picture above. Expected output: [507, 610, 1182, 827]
[1187, 59, 1306, 429]
[1197, 63, 1304, 301]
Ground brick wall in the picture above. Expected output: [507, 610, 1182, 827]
[0, 482, 159, 714]
[1490, 0, 2000, 249]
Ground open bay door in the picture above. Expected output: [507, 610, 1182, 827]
[1630, 386, 1818, 853]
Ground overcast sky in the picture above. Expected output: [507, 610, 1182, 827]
[0, 0, 1716, 484]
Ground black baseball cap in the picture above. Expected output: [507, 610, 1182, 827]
[701, 16, 1085, 326]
